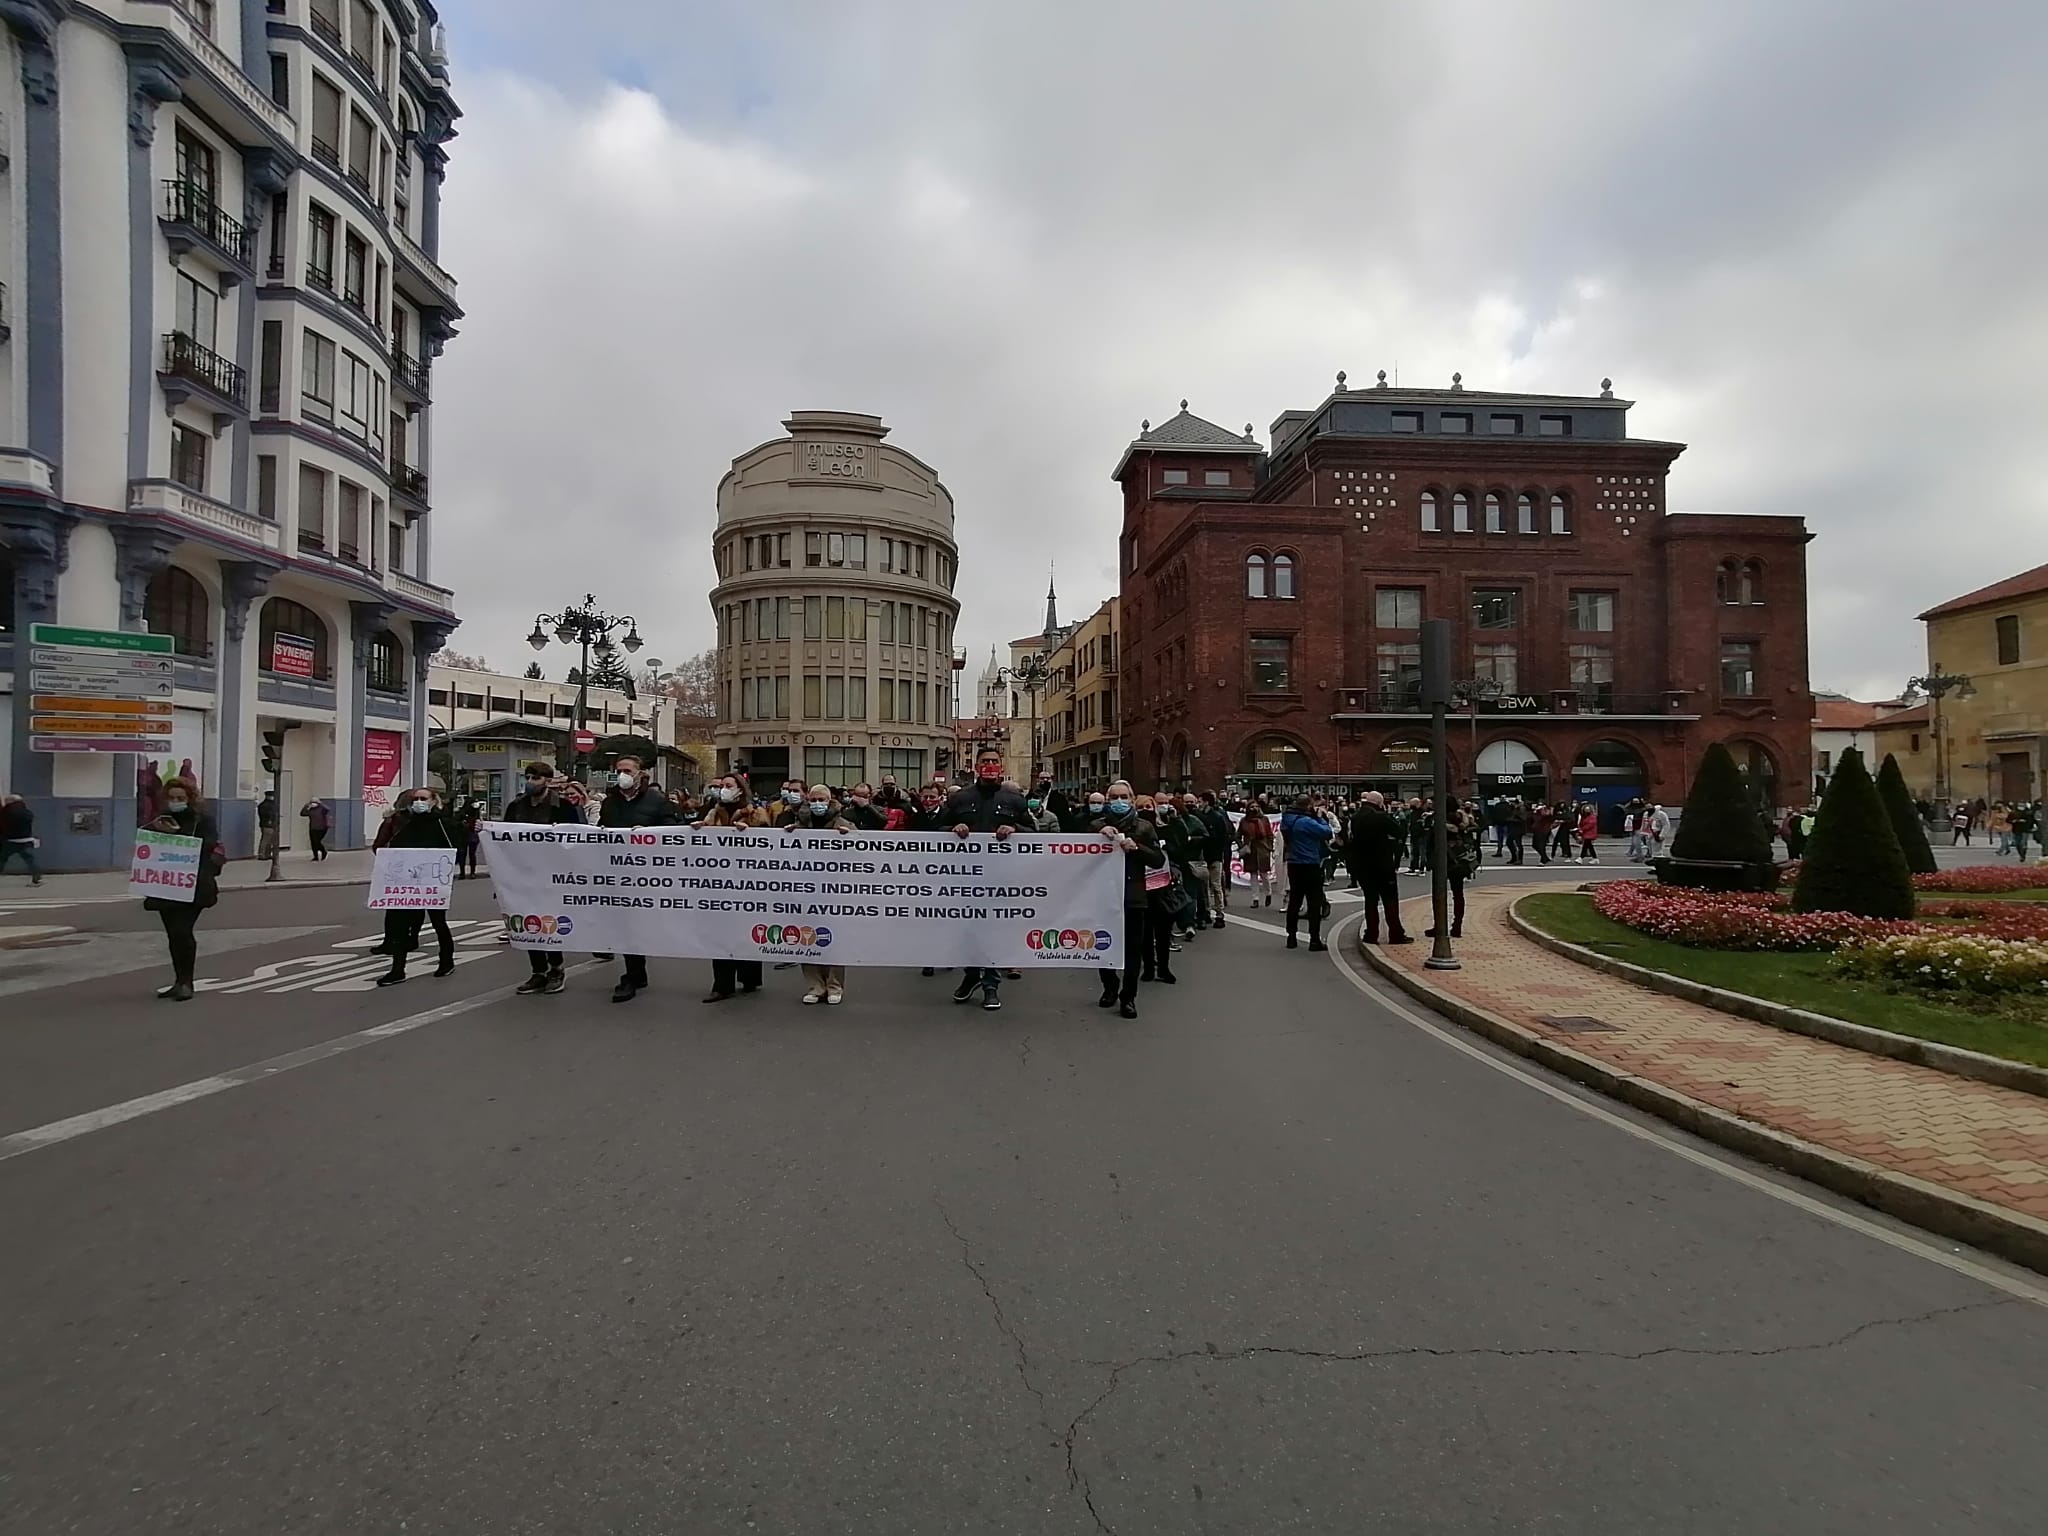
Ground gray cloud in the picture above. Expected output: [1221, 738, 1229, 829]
[431, 0, 2048, 699]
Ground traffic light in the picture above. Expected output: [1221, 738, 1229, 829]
[261, 729, 288, 778]
[935, 747, 952, 772]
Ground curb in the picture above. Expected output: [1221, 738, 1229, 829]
[1355, 925, 2048, 1279]
[1507, 896, 2048, 1102]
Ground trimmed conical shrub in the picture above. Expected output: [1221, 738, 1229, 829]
[1791, 747, 1915, 917]
[1671, 741, 1773, 864]
[1875, 753, 1938, 875]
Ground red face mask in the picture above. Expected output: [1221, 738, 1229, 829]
[976, 762, 1003, 782]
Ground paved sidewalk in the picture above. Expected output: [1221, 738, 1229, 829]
[1366, 883, 2048, 1267]
[4, 847, 377, 900]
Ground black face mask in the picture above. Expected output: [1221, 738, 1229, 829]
[526, 780, 548, 796]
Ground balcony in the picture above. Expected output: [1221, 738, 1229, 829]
[1331, 687, 1698, 721]
[307, 260, 335, 295]
[385, 567, 457, 616]
[391, 463, 428, 505]
[391, 349, 430, 398]
[309, 8, 343, 49]
[310, 135, 341, 172]
[160, 179, 253, 278]
[151, 0, 298, 144]
[346, 162, 374, 199]
[128, 478, 284, 555]
[158, 331, 249, 424]
[391, 221, 459, 306]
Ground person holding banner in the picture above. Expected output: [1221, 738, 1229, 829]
[143, 776, 221, 1001]
[502, 762, 585, 993]
[599, 755, 678, 1003]
[375, 788, 460, 986]
[786, 785, 857, 1004]
[697, 774, 773, 1003]
[1091, 781, 1165, 1018]
[941, 745, 1029, 1011]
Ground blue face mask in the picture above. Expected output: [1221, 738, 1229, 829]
[783, 790, 803, 805]
[1107, 799, 1132, 816]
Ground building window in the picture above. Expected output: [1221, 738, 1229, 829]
[805, 531, 823, 566]
[1420, 490, 1439, 532]
[269, 51, 290, 106]
[1720, 639, 1759, 697]
[1568, 643, 1614, 709]
[1538, 415, 1572, 437]
[804, 747, 866, 787]
[310, 74, 342, 167]
[301, 329, 336, 422]
[170, 423, 209, 493]
[1162, 468, 1189, 485]
[306, 204, 336, 289]
[144, 567, 212, 657]
[1471, 588, 1520, 630]
[1549, 492, 1571, 535]
[1375, 587, 1423, 630]
[1204, 469, 1232, 487]
[802, 675, 822, 717]
[1472, 642, 1518, 692]
[1716, 559, 1762, 606]
[175, 268, 218, 351]
[337, 479, 362, 559]
[1250, 635, 1294, 694]
[337, 349, 373, 440]
[1567, 591, 1616, 632]
[1997, 613, 2022, 666]
[880, 748, 925, 780]
[1490, 414, 1522, 435]
[177, 0, 216, 37]
[342, 231, 368, 310]
[259, 320, 283, 413]
[1440, 413, 1471, 434]
[1392, 411, 1424, 433]
[1451, 491, 1471, 532]
[1376, 643, 1422, 705]
[260, 597, 332, 680]
[1484, 492, 1504, 533]
[1516, 491, 1537, 534]
[366, 629, 405, 693]
[257, 454, 279, 520]
[1271, 553, 1295, 599]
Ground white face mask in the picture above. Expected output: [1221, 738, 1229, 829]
[614, 771, 637, 790]
[782, 790, 803, 805]
[808, 800, 832, 816]
[409, 799, 435, 814]
[718, 786, 741, 803]
[166, 798, 190, 813]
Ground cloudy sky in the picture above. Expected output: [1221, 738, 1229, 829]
[429, 0, 2048, 702]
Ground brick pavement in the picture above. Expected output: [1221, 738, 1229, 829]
[1373, 884, 2048, 1225]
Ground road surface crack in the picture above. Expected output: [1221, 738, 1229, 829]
[933, 1198, 1049, 1423]
[1018, 1034, 1033, 1072]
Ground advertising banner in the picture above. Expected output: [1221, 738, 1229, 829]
[129, 828, 204, 902]
[362, 728, 406, 827]
[368, 847, 457, 911]
[481, 825, 1127, 968]
[270, 632, 317, 679]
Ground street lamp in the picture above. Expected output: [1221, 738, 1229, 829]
[1903, 665, 1974, 806]
[1452, 676, 1505, 797]
[996, 649, 1055, 785]
[527, 593, 643, 778]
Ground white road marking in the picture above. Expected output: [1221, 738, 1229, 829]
[191, 919, 507, 994]
[1316, 910, 2048, 1311]
[0, 963, 600, 1164]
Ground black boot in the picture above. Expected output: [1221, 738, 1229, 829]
[376, 966, 406, 987]
[434, 952, 456, 978]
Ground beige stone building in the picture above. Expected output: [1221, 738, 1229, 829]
[1045, 598, 1121, 793]
[710, 411, 961, 788]
[1900, 561, 2048, 804]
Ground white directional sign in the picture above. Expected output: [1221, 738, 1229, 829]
[28, 624, 177, 755]
[28, 670, 177, 697]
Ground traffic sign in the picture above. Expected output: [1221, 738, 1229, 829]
[573, 729, 597, 753]
[31, 735, 175, 755]
[30, 623, 173, 653]
[30, 695, 173, 718]
[29, 670, 176, 696]
[28, 648, 178, 676]
[28, 624, 178, 754]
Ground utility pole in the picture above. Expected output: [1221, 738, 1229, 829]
[1422, 619, 1458, 971]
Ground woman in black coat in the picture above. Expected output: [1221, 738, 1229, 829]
[144, 775, 221, 1001]
[375, 787, 461, 986]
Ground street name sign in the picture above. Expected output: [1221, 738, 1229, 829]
[28, 623, 178, 755]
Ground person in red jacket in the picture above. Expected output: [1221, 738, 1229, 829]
[1575, 803, 1601, 863]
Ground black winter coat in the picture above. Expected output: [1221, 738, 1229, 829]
[1089, 811, 1166, 907]
[143, 808, 221, 912]
[599, 786, 679, 829]
[939, 780, 1028, 835]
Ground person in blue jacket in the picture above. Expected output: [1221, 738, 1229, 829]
[1280, 796, 1337, 951]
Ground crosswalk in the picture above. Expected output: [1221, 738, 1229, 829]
[192, 919, 508, 995]
[0, 893, 134, 918]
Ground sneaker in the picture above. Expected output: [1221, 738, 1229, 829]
[825, 987, 844, 1006]
[515, 976, 547, 995]
[611, 979, 640, 1003]
[376, 971, 406, 987]
[1308, 941, 1328, 952]
[981, 991, 1002, 1011]
[1212, 916, 1226, 929]
[953, 978, 977, 1004]
[543, 971, 567, 994]
[1118, 1004, 1138, 1019]
[802, 989, 824, 1005]
[1286, 936, 1298, 949]
[703, 990, 736, 1004]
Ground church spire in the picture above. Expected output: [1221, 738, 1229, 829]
[1043, 567, 1059, 646]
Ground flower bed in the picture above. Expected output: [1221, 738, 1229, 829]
[1914, 866, 2048, 893]
[1837, 934, 2048, 996]
[1590, 881, 1916, 951]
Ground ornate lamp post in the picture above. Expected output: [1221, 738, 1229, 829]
[996, 648, 1056, 783]
[1903, 665, 1973, 806]
[527, 593, 642, 779]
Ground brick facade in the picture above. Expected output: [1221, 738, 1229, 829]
[1115, 383, 1811, 818]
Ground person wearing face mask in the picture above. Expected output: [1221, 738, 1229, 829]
[841, 782, 888, 832]
[1154, 798, 1202, 944]
[767, 779, 808, 828]
[1129, 796, 1179, 983]
[598, 755, 678, 1002]
[939, 745, 1028, 1010]
[375, 788, 460, 986]
[696, 775, 772, 1002]
[500, 762, 584, 993]
[908, 786, 950, 834]
[782, 785, 855, 1003]
[143, 775, 222, 1000]
[1022, 788, 1059, 832]
[1090, 781, 1164, 1018]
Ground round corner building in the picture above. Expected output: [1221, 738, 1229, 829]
[711, 411, 961, 789]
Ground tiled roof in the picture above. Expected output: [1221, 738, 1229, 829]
[1139, 405, 1258, 448]
[1813, 699, 1904, 731]
[1919, 560, 2048, 620]
[1869, 703, 1930, 728]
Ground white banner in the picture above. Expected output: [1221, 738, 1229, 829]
[480, 824, 1128, 968]
[368, 847, 457, 910]
[130, 828, 203, 902]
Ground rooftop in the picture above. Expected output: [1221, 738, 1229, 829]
[1814, 698, 1907, 731]
[1111, 403, 1261, 478]
[1919, 559, 2048, 621]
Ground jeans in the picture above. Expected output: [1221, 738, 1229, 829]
[1407, 832, 1428, 872]
[1579, 838, 1597, 860]
[1284, 864, 1326, 943]
[711, 958, 763, 994]
[158, 902, 203, 984]
[0, 840, 40, 878]
[1552, 826, 1576, 860]
[1627, 832, 1648, 861]
[1185, 861, 1211, 925]
[1360, 870, 1407, 943]
[1101, 905, 1149, 1006]
[258, 826, 278, 858]
[1140, 898, 1175, 978]
[1504, 830, 1524, 865]
[2015, 834, 2032, 862]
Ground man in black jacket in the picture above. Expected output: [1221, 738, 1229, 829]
[598, 755, 678, 1001]
[1347, 791, 1412, 945]
[501, 760, 585, 994]
[1195, 790, 1234, 927]
[941, 745, 1028, 1010]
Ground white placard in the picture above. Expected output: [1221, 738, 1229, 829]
[368, 847, 458, 910]
[130, 828, 203, 902]
[480, 825, 1128, 968]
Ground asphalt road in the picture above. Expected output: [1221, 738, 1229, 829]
[3, 875, 2047, 1534]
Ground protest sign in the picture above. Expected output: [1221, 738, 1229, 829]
[482, 825, 1126, 968]
[368, 847, 458, 910]
[129, 828, 203, 902]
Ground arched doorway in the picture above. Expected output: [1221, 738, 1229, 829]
[1367, 733, 1437, 803]
[1476, 737, 1546, 800]
[1571, 738, 1648, 833]
[1729, 739, 1780, 814]
[1237, 735, 1311, 777]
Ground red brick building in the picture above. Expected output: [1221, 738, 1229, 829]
[1115, 377, 1811, 820]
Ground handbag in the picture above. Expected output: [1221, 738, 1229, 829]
[1143, 866, 1173, 892]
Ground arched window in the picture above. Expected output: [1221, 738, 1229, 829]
[1716, 559, 1744, 605]
[1452, 491, 1472, 533]
[1237, 735, 1311, 776]
[1549, 492, 1571, 534]
[259, 597, 332, 680]
[1420, 490, 1440, 532]
[367, 629, 406, 693]
[1271, 553, 1296, 599]
[1484, 492, 1504, 533]
[1245, 552, 1268, 598]
[1741, 559, 1763, 605]
[145, 567, 212, 658]
[1516, 491, 1537, 534]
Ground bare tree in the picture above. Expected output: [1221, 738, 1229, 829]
[651, 648, 717, 716]
[433, 648, 492, 672]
